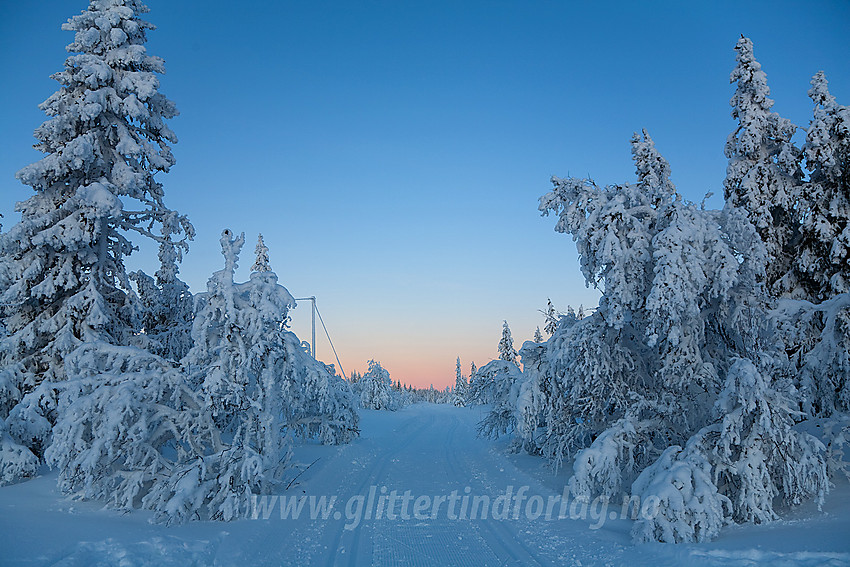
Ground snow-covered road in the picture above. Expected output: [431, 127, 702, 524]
[2, 403, 849, 566]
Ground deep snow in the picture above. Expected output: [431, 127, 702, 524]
[1, 403, 848, 566]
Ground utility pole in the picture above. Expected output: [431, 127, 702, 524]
[293, 295, 346, 379]
[295, 296, 317, 358]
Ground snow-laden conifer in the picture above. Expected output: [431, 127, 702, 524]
[359, 360, 397, 410]
[476, 359, 523, 439]
[543, 299, 559, 336]
[795, 73, 850, 298]
[704, 359, 827, 523]
[498, 320, 518, 364]
[44, 342, 222, 520]
[723, 36, 800, 293]
[252, 234, 272, 273]
[130, 217, 194, 362]
[536, 112, 827, 541]
[453, 357, 466, 406]
[0, 0, 192, 482]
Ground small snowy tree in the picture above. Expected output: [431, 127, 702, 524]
[477, 360, 524, 439]
[129, 217, 194, 362]
[533, 327, 543, 343]
[453, 357, 466, 406]
[543, 299, 559, 336]
[701, 358, 827, 524]
[498, 320, 518, 364]
[252, 233, 271, 273]
[359, 360, 396, 410]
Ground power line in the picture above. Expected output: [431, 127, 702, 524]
[314, 302, 346, 380]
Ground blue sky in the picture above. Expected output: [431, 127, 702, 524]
[2, 1, 849, 387]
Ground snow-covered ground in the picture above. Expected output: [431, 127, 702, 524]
[1, 403, 848, 566]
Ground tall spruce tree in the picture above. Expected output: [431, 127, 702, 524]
[0, 0, 191, 478]
[723, 36, 801, 294]
[798, 71, 850, 299]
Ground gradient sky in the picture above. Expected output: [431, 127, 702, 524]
[2, 1, 849, 388]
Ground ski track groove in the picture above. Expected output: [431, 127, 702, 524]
[321, 412, 437, 566]
[441, 413, 552, 567]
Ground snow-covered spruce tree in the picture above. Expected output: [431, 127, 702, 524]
[129, 215, 194, 362]
[770, 73, 850, 417]
[478, 320, 526, 438]
[252, 233, 271, 273]
[463, 361, 484, 405]
[533, 327, 543, 343]
[498, 320, 518, 364]
[453, 357, 466, 406]
[701, 359, 826, 524]
[468, 321, 520, 407]
[476, 359, 524, 439]
[513, 339, 548, 455]
[538, 124, 826, 541]
[723, 36, 801, 295]
[543, 299, 559, 336]
[185, 232, 359, 447]
[795, 72, 850, 299]
[244, 234, 358, 442]
[359, 360, 397, 410]
[0, 0, 192, 482]
[177, 230, 292, 519]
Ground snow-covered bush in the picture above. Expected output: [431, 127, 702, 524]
[45, 342, 221, 518]
[569, 416, 645, 503]
[282, 333, 359, 444]
[631, 444, 730, 544]
[0, 418, 39, 485]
